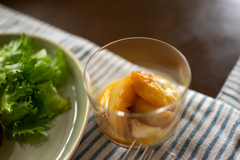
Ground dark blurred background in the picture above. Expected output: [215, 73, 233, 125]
[1, 0, 240, 97]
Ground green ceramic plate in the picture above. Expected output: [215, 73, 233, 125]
[0, 33, 90, 160]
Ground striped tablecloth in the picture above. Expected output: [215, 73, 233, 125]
[1, 4, 240, 160]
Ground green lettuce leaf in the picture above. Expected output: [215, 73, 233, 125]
[51, 50, 69, 87]
[0, 33, 70, 142]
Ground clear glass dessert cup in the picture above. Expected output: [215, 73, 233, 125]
[83, 37, 191, 148]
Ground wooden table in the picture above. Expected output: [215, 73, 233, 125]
[2, 0, 240, 97]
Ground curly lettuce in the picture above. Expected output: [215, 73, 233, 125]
[0, 33, 70, 141]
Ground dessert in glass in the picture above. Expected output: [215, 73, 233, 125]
[83, 37, 191, 148]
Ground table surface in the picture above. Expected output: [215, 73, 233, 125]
[2, 0, 240, 98]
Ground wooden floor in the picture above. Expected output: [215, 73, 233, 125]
[2, 0, 240, 97]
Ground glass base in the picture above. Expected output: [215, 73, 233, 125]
[101, 125, 177, 149]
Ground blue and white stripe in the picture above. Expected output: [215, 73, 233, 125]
[217, 57, 240, 108]
[1, 3, 240, 160]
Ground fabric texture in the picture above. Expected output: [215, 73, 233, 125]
[0, 4, 240, 160]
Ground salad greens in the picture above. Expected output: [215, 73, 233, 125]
[0, 33, 70, 141]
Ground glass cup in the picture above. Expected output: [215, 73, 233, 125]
[83, 37, 191, 148]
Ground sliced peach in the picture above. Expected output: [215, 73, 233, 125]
[99, 87, 112, 108]
[109, 109, 132, 140]
[108, 76, 137, 139]
[131, 118, 162, 139]
[131, 71, 176, 107]
[108, 76, 137, 111]
[130, 97, 175, 128]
